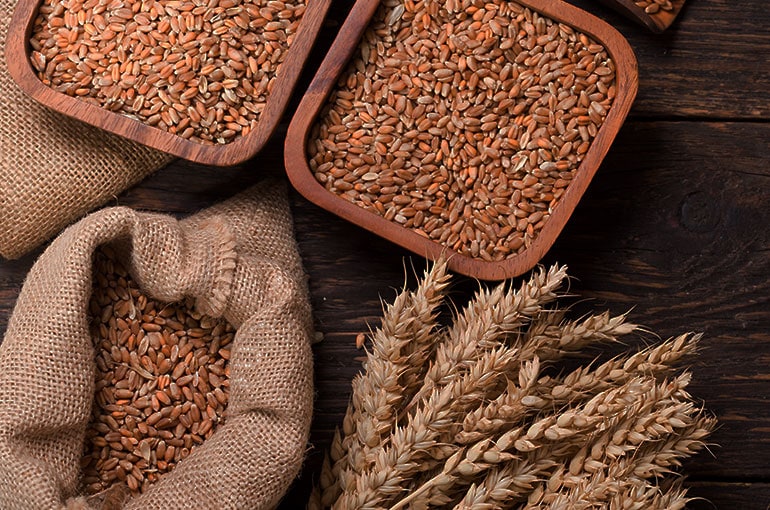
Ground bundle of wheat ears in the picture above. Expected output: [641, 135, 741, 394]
[309, 262, 715, 510]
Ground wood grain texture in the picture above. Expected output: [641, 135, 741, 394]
[687, 482, 770, 510]
[569, 0, 770, 119]
[542, 121, 770, 481]
[2, 0, 770, 507]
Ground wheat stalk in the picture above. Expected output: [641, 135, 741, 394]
[334, 344, 527, 509]
[456, 318, 689, 445]
[405, 372, 701, 509]
[313, 263, 716, 510]
[320, 262, 450, 506]
[524, 429, 710, 510]
[407, 265, 568, 411]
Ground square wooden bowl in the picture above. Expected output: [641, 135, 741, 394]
[597, 0, 687, 32]
[285, 0, 638, 280]
[6, 0, 331, 166]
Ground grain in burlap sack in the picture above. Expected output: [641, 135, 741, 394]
[0, 0, 172, 260]
[0, 179, 314, 509]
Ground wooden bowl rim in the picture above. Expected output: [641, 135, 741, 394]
[6, 0, 332, 167]
[595, 0, 687, 32]
[285, 0, 638, 280]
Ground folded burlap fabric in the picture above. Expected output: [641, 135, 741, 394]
[0, 0, 172, 260]
[0, 179, 314, 509]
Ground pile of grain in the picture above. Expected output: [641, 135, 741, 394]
[29, 0, 306, 144]
[308, 0, 616, 262]
[81, 246, 233, 494]
[311, 262, 714, 509]
[634, 0, 675, 15]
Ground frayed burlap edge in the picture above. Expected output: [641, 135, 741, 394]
[0, 180, 314, 510]
[0, 0, 172, 260]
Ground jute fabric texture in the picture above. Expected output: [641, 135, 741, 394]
[0, 179, 314, 509]
[0, 0, 172, 260]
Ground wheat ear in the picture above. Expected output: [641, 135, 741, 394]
[457, 333, 699, 444]
[321, 261, 450, 507]
[408, 265, 568, 411]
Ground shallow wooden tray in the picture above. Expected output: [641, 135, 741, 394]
[285, 0, 638, 280]
[597, 0, 687, 32]
[6, 0, 331, 166]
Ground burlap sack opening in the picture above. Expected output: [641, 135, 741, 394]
[0, 179, 314, 510]
[0, 0, 172, 260]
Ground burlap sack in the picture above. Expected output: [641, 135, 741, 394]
[0, 179, 314, 509]
[0, 0, 172, 260]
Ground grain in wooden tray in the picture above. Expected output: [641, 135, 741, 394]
[308, 0, 617, 262]
[634, 0, 674, 14]
[29, 0, 307, 144]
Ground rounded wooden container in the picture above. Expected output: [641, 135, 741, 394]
[597, 0, 687, 32]
[6, 0, 332, 166]
[285, 0, 638, 280]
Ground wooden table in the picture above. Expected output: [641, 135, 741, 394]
[1, 0, 768, 507]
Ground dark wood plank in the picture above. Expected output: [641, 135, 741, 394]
[0, 254, 35, 324]
[2, 0, 770, 503]
[291, 120, 770, 477]
[543, 121, 770, 480]
[687, 482, 770, 510]
[567, 0, 770, 119]
[2, 121, 770, 505]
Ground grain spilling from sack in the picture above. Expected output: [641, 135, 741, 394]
[308, 0, 616, 262]
[81, 246, 234, 495]
[29, 0, 307, 145]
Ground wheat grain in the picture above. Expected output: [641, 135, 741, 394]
[308, 0, 617, 261]
[634, 0, 675, 15]
[30, 0, 307, 144]
[83, 246, 232, 495]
